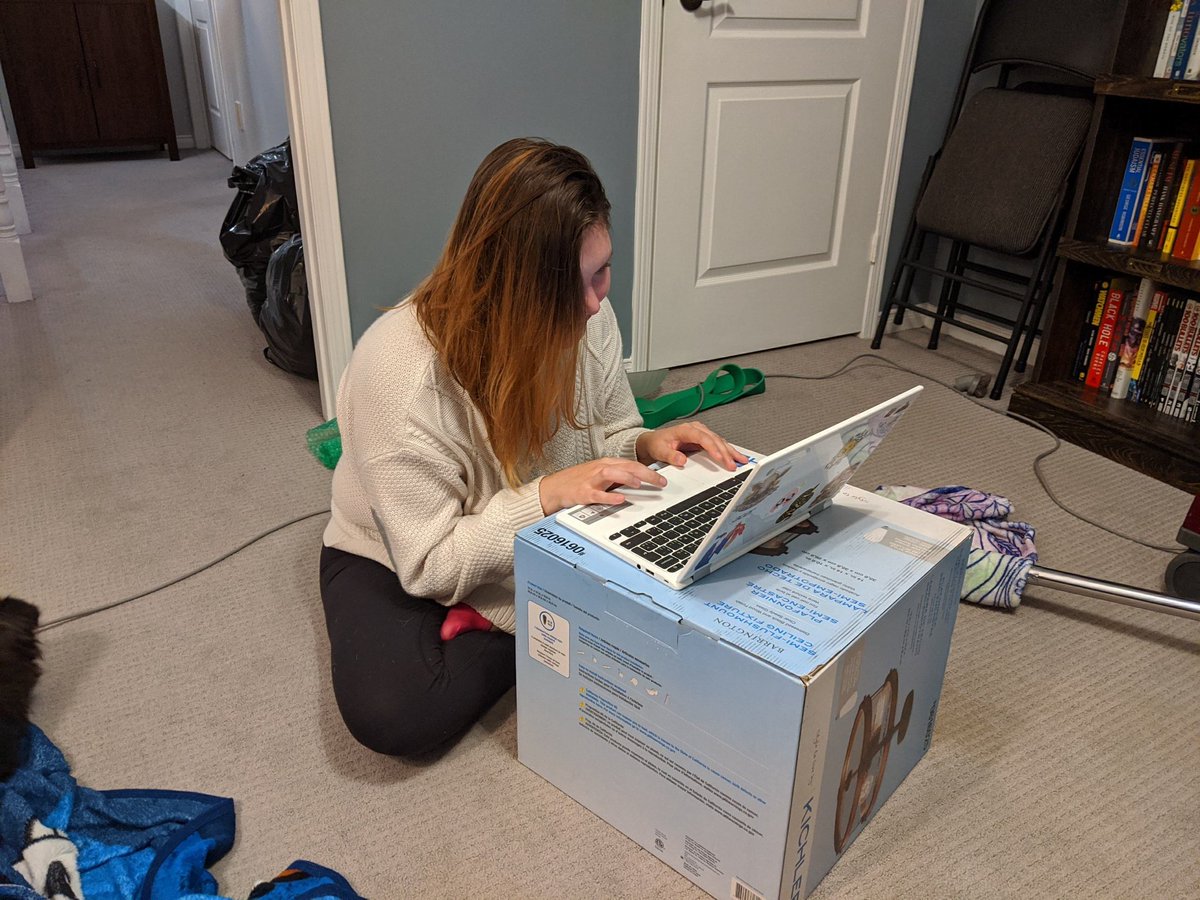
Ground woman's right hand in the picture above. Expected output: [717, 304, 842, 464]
[539, 458, 668, 515]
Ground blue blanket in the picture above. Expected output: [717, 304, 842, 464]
[1, 726, 362, 900]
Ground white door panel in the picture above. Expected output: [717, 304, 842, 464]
[650, 0, 917, 367]
[189, 0, 232, 160]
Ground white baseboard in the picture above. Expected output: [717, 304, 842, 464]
[177, 134, 196, 150]
[908, 311, 1041, 361]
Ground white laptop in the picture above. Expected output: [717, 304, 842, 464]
[556, 385, 922, 589]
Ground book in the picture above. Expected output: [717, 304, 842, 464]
[1131, 148, 1166, 246]
[1171, 169, 1200, 260]
[1074, 280, 1110, 382]
[1159, 299, 1199, 414]
[1188, 15, 1200, 79]
[1130, 288, 1168, 401]
[1100, 278, 1137, 393]
[1172, 5, 1200, 80]
[1085, 279, 1128, 389]
[1175, 326, 1200, 419]
[1156, 1, 1188, 78]
[1109, 138, 1174, 244]
[1168, 311, 1200, 417]
[1143, 142, 1185, 249]
[1162, 158, 1195, 254]
[1141, 292, 1188, 407]
[1110, 278, 1157, 400]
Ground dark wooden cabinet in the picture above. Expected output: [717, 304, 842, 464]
[1009, 0, 1200, 494]
[0, 0, 178, 167]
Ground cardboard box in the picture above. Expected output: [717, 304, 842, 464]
[514, 485, 971, 900]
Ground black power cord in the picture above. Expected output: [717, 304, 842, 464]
[35, 509, 330, 632]
[34, 350, 1184, 632]
[760, 352, 1184, 555]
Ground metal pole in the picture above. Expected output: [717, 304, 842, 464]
[1026, 565, 1200, 622]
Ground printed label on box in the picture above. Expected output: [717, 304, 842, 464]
[528, 600, 571, 677]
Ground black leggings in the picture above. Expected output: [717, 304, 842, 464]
[319, 545, 516, 757]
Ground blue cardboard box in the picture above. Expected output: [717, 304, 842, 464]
[515, 485, 971, 900]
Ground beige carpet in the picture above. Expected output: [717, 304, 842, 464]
[3, 152, 1198, 899]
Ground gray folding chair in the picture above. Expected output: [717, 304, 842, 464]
[871, 0, 1124, 399]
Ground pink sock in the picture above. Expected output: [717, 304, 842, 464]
[440, 604, 493, 641]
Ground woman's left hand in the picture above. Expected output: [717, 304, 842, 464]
[636, 422, 749, 471]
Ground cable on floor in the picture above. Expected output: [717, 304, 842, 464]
[35, 350, 1184, 632]
[761, 352, 1184, 555]
[35, 508, 330, 633]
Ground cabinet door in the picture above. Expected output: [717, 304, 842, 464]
[0, 1, 99, 145]
[75, 0, 171, 143]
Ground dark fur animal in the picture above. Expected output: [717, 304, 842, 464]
[0, 597, 41, 781]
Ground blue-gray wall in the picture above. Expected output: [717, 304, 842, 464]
[319, 1, 641, 345]
[320, 2, 989, 351]
[884, 0, 984, 291]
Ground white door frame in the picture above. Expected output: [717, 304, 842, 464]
[862, 1, 926, 337]
[278, 0, 351, 419]
[280, 0, 922, 415]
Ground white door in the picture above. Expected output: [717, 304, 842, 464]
[649, 0, 919, 367]
[189, 0, 234, 160]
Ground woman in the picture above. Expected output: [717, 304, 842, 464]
[320, 138, 745, 757]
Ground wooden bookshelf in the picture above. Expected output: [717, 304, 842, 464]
[1011, 1, 1200, 494]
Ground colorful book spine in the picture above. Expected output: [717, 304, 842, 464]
[1142, 293, 1188, 407]
[1171, 170, 1200, 260]
[1132, 149, 1166, 246]
[1074, 280, 1110, 382]
[1100, 279, 1136, 393]
[1175, 326, 1200, 419]
[1162, 158, 1195, 254]
[1085, 282, 1127, 389]
[1144, 142, 1184, 249]
[1159, 300, 1199, 414]
[1109, 138, 1159, 244]
[1156, 1, 1187, 78]
[1168, 315, 1200, 417]
[1172, 5, 1200, 80]
[1110, 278, 1157, 400]
[1188, 18, 1200, 79]
[1130, 288, 1168, 401]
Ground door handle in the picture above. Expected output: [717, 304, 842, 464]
[680, 0, 710, 10]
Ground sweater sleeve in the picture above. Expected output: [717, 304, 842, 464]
[594, 301, 648, 459]
[359, 433, 543, 633]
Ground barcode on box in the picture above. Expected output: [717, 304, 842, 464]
[923, 699, 938, 751]
[732, 878, 765, 900]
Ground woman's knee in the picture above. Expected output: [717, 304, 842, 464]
[334, 685, 460, 758]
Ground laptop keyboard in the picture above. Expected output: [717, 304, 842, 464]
[609, 470, 750, 573]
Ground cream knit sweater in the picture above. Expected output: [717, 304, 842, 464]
[322, 299, 647, 634]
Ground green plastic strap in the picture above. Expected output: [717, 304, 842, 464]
[635, 363, 765, 429]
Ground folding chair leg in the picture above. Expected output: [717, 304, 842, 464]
[1015, 250, 1058, 373]
[890, 230, 929, 328]
[928, 241, 967, 350]
[871, 265, 904, 348]
[872, 228, 926, 349]
[1015, 287, 1045, 374]
[990, 280, 1041, 400]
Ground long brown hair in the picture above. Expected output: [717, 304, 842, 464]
[409, 138, 611, 486]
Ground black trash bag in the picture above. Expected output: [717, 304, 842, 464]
[260, 233, 317, 380]
[219, 139, 301, 322]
